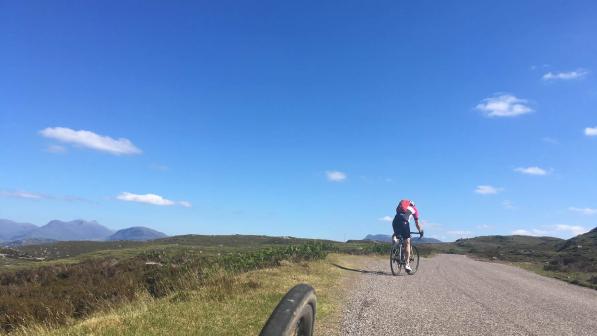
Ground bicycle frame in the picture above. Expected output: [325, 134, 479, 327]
[390, 232, 422, 275]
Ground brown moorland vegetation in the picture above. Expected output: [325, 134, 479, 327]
[0, 242, 330, 332]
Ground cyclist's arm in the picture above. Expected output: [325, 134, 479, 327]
[412, 206, 422, 232]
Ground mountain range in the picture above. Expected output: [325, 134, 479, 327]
[0, 219, 167, 244]
[0, 219, 38, 241]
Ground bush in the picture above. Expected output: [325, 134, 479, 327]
[0, 242, 331, 332]
[543, 264, 561, 272]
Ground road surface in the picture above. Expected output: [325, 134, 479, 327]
[340, 254, 597, 335]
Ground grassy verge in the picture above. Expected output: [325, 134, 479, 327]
[0, 242, 331, 332]
[416, 234, 597, 290]
[9, 254, 368, 336]
[512, 261, 597, 289]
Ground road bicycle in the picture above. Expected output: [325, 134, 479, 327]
[390, 232, 422, 276]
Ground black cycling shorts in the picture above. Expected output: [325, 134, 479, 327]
[392, 214, 411, 239]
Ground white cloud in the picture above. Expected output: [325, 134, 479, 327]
[554, 224, 589, 236]
[40, 127, 142, 155]
[0, 190, 87, 202]
[502, 200, 515, 210]
[378, 216, 393, 222]
[116, 192, 191, 207]
[568, 207, 597, 215]
[475, 185, 501, 195]
[513, 225, 589, 238]
[46, 144, 67, 153]
[585, 127, 597, 136]
[542, 69, 588, 81]
[326, 171, 347, 182]
[447, 230, 473, 238]
[512, 228, 549, 236]
[476, 94, 533, 117]
[514, 166, 548, 176]
[512, 229, 532, 235]
[0, 190, 45, 200]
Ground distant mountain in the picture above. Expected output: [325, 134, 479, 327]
[108, 226, 167, 241]
[0, 219, 38, 242]
[2, 238, 58, 247]
[1, 219, 170, 244]
[364, 234, 392, 242]
[15, 220, 113, 241]
[364, 234, 442, 244]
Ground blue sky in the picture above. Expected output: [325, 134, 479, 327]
[1, 1, 596, 241]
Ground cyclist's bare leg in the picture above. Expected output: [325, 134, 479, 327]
[405, 238, 411, 266]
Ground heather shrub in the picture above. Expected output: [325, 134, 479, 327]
[0, 242, 330, 332]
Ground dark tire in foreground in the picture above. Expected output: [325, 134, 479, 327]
[260, 283, 317, 336]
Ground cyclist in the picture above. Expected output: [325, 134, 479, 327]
[392, 199, 424, 273]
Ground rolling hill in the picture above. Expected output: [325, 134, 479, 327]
[450, 234, 564, 262]
[547, 227, 597, 273]
[108, 226, 167, 241]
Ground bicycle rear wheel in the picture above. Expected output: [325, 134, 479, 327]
[390, 244, 402, 276]
[407, 245, 420, 275]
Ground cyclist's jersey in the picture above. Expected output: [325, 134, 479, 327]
[397, 199, 419, 223]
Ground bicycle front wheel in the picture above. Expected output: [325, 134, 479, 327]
[260, 284, 316, 336]
[390, 244, 402, 276]
[408, 245, 420, 275]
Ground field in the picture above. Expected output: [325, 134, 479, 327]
[0, 235, 386, 334]
[1, 230, 595, 334]
[8, 253, 375, 336]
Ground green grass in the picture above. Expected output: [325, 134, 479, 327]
[1, 235, 339, 272]
[2, 231, 595, 334]
[11, 235, 338, 260]
[1, 235, 413, 272]
[0, 241, 332, 333]
[0, 234, 392, 333]
[8, 254, 368, 336]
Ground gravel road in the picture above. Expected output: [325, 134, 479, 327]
[339, 254, 597, 336]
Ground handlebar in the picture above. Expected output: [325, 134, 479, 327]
[392, 231, 424, 242]
[410, 231, 423, 239]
